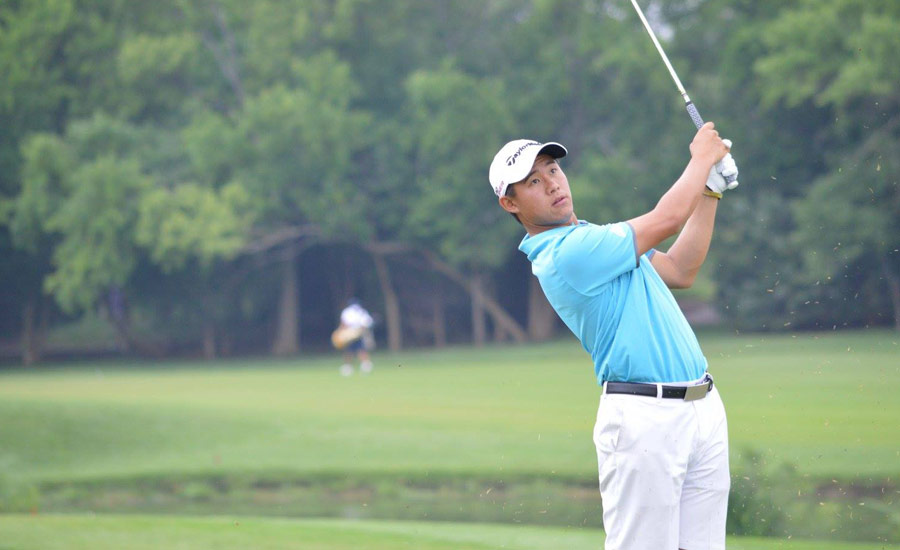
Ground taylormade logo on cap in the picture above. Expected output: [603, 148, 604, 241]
[488, 139, 568, 197]
[505, 141, 540, 167]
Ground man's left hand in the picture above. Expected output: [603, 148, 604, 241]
[706, 139, 738, 194]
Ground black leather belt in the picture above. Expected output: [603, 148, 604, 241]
[605, 374, 713, 401]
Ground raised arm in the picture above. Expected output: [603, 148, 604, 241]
[649, 195, 718, 288]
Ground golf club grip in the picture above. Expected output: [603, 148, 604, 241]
[687, 101, 738, 184]
[686, 101, 704, 130]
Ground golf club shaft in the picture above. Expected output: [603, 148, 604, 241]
[630, 0, 737, 184]
[629, 0, 704, 128]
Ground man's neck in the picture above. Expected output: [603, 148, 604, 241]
[524, 214, 578, 236]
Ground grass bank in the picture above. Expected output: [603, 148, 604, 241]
[1, 515, 897, 550]
[0, 330, 897, 544]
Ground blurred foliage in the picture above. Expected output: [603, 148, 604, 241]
[405, 65, 516, 268]
[135, 182, 254, 273]
[1, 0, 898, 355]
[0, 471, 39, 513]
[728, 449, 900, 543]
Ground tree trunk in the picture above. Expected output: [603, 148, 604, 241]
[425, 253, 527, 343]
[432, 287, 447, 347]
[484, 282, 509, 343]
[883, 258, 900, 331]
[528, 276, 557, 341]
[22, 301, 38, 366]
[272, 258, 300, 356]
[373, 252, 402, 351]
[107, 286, 131, 353]
[471, 272, 487, 346]
[493, 321, 509, 343]
[365, 245, 529, 344]
[200, 287, 217, 359]
[202, 323, 216, 360]
[101, 287, 171, 357]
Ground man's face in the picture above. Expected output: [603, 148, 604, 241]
[499, 154, 576, 233]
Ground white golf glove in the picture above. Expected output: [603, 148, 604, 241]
[706, 139, 739, 194]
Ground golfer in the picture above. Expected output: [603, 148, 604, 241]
[489, 123, 737, 550]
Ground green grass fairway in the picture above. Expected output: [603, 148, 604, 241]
[0, 515, 896, 550]
[0, 330, 896, 483]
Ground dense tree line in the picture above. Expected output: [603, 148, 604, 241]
[1, 0, 897, 363]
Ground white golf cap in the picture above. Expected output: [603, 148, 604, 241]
[488, 139, 567, 197]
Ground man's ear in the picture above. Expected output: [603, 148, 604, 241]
[498, 195, 519, 214]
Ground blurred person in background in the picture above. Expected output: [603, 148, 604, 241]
[333, 298, 374, 376]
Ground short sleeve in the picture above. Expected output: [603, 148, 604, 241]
[555, 222, 639, 295]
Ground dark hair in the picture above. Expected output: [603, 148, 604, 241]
[505, 184, 522, 225]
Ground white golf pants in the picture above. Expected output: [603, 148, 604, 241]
[594, 379, 730, 550]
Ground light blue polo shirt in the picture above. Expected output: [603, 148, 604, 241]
[519, 220, 707, 384]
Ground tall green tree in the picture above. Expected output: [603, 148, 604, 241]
[754, 0, 900, 329]
[0, 0, 127, 361]
[405, 65, 527, 344]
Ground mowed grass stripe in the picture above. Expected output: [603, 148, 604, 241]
[0, 331, 897, 482]
[0, 515, 897, 550]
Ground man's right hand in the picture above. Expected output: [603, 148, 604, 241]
[689, 122, 729, 166]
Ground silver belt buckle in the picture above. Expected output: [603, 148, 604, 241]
[683, 382, 708, 401]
